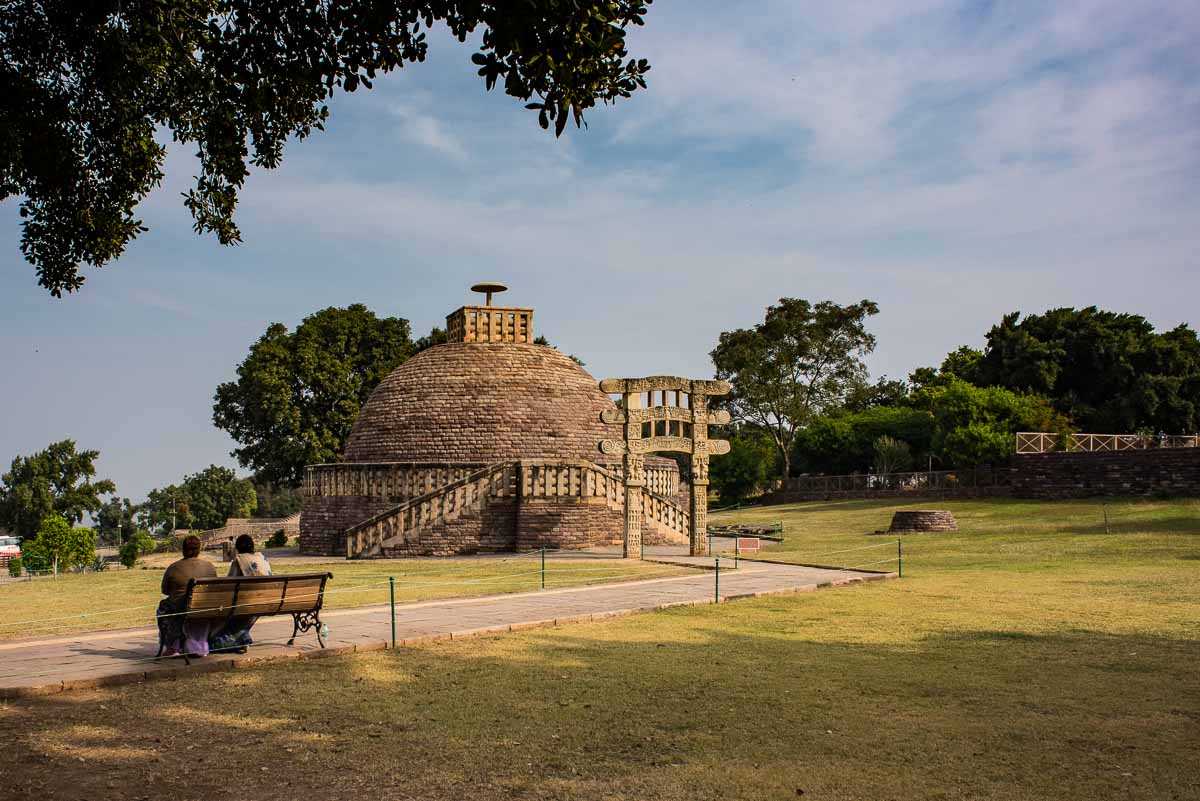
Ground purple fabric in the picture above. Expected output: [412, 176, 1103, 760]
[182, 619, 211, 656]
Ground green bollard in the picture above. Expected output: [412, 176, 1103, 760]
[897, 538, 903, 578]
[540, 546, 546, 590]
[714, 556, 720, 603]
[389, 575, 397, 649]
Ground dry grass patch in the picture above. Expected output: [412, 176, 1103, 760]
[1, 497, 1197, 800]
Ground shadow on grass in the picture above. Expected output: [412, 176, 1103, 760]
[4, 609, 1198, 801]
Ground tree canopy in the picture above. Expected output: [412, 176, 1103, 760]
[711, 298, 879, 479]
[941, 307, 1200, 433]
[213, 304, 415, 486]
[141, 465, 256, 533]
[1, 1, 653, 295]
[19, 514, 96, 573]
[0, 440, 115, 539]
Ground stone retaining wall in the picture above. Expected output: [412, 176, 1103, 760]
[1010, 448, 1200, 499]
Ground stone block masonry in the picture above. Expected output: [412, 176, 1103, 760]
[1010, 448, 1200, 499]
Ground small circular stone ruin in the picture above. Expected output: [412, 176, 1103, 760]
[887, 510, 958, 533]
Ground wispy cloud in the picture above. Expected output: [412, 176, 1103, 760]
[388, 103, 468, 162]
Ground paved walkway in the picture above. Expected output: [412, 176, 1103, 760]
[0, 558, 893, 699]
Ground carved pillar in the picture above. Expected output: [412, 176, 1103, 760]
[690, 393, 709, 556]
[624, 452, 644, 559]
[622, 391, 644, 559]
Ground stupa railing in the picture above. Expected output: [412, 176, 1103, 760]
[345, 463, 517, 558]
[307, 459, 679, 501]
[306, 462, 487, 500]
[331, 459, 693, 557]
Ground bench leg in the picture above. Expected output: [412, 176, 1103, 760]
[289, 610, 325, 648]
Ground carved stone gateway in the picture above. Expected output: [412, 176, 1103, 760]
[598, 376, 731, 558]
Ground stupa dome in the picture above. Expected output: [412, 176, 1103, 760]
[343, 342, 618, 464]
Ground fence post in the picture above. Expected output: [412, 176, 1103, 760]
[388, 576, 396, 649]
[897, 538, 903, 578]
[540, 546, 545, 590]
[714, 556, 720, 603]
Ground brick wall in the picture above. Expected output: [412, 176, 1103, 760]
[300, 496, 396, 555]
[1010, 448, 1200, 499]
[516, 496, 624, 551]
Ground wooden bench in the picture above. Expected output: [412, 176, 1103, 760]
[157, 572, 333, 662]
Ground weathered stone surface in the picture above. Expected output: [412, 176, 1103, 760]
[1011, 448, 1200, 499]
[300, 331, 684, 556]
[888, 510, 958, 532]
[344, 343, 620, 464]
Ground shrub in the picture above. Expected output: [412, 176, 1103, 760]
[119, 529, 156, 568]
[710, 429, 778, 505]
[20, 516, 96, 574]
[7, 557, 22, 578]
[265, 529, 289, 548]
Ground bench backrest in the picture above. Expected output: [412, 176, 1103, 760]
[183, 572, 332, 620]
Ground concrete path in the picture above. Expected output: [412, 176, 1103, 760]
[0, 558, 893, 699]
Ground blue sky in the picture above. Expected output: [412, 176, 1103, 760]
[3, 0, 1199, 502]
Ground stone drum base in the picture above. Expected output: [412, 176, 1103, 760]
[887, 509, 958, 533]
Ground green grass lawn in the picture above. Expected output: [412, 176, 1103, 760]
[2, 497, 1197, 800]
[0, 554, 688, 641]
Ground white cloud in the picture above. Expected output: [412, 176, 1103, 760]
[389, 103, 468, 162]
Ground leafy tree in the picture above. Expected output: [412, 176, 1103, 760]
[95, 496, 138, 544]
[182, 465, 257, 530]
[844, 376, 909, 412]
[20, 514, 96, 574]
[142, 466, 257, 533]
[872, 435, 912, 476]
[214, 305, 414, 487]
[912, 378, 1069, 467]
[0, 440, 116, 539]
[3, 1, 653, 295]
[969, 308, 1200, 432]
[139, 484, 187, 535]
[252, 482, 303, 518]
[712, 298, 880, 478]
[118, 529, 156, 568]
[709, 428, 777, 505]
[792, 406, 935, 475]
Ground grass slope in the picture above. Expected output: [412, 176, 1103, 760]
[0, 555, 687, 641]
[2, 497, 1197, 800]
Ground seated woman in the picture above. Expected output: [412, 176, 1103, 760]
[209, 534, 271, 653]
[158, 535, 217, 658]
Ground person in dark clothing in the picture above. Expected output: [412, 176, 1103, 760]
[157, 535, 216, 657]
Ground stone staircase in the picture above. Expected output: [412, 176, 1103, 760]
[345, 463, 518, 558]
[344, 460, 692, 559]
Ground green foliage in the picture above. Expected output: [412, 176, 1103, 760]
[253, 482, 302, 518]
[793, 406, 935, 475]
[914, 378, 1069, 467]
[141, 466, 256, 534]
[7, 557, 21, 578]
[872, 435, 913, 475]
[2, 1, 653, 295]
[118, 530, 156, 569]
[182, 466, 257, 530]
[709, 428, 777, 505]
[95, 496, 138, 544]
[0, 440, 116, 539]
[265, 529, 289, 548]
[213, 305, 414, 487]
[969, 307, 1200, 432]
[21, 515, 96, 573]
[712, 298, 880, 478]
